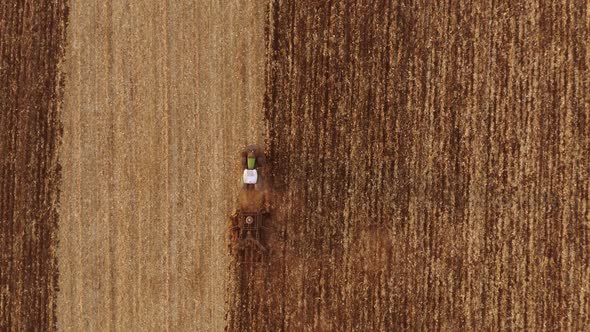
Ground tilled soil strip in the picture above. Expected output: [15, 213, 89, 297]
[0, 1, 68, 331]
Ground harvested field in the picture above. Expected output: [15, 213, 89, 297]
[0, 1, 67, 330]
[56, 1, 265, 330]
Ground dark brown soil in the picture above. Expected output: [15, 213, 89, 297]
[228, 1, 590, 331]
[0, 1, 67, 330]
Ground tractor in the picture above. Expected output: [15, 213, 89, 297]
[230, 145, 270, 263]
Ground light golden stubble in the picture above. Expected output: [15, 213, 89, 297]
[57, 1, 266, 330]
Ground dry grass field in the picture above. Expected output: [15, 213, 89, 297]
[1, 0, 589, 331]
[56, 1, 265, 331]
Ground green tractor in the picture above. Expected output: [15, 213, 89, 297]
[241, 145, 265, 190]
[230, 145, 269, 264]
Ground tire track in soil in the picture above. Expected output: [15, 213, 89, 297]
[228, 1, 590, 331]
[0, 1, 68, 331]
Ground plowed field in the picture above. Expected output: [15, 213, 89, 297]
[228, 1, 590, 331]
[0, 1, 67, 330]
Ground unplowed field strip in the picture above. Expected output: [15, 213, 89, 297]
[228, 1, 590, 331]
[57, 1, 265, 330]
[0, 1, 67, 331]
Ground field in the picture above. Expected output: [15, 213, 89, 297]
[229, 1, 590, 330]
[0, 1, 67, 330]
[56, 1, 265, 330]
[1, 0, 589, 331]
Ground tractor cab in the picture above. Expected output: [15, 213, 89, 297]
[242, 148, 261, 186]
[242, 169, 258, 184]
